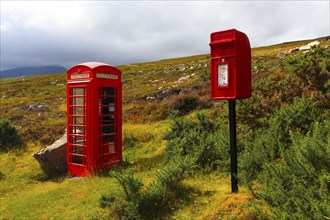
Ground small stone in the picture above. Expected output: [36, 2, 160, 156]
[289, 47, 299, 53]
[178, 76, 190, 83]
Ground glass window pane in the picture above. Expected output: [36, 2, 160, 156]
[72, 155, 83, 164]
[72, 136, 84, 144]
[102, 125, 115, 134]
[72, 97, 84, 105]
[72, 107, 84, 115]
[101, 116, 115, 124]
[102, 87, 115, 96]
[72, 88, 84, 96]
[102, 106, 115, 115]
[72, 117, 84, 125]
[72, 146, 84, 154]
[102, 135, 115, 143]
[72, 126, 85, 135]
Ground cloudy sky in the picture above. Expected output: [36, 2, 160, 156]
[1, 1, 329, 71]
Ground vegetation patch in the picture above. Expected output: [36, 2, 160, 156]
[0, 118, 22, 152]
[1, 37, 329, 219]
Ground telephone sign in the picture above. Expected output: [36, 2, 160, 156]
[209, 29, 251, 100]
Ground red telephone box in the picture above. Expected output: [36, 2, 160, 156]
[209, 29, 251, 100]
[66, 62, 122, 176]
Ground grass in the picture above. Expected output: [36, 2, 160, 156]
[0, 36, 327, 219]
[172, 172, 259, 220]
[0, 123, 258, 220]
[123, 121, 169, 161]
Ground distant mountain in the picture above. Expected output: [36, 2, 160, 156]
[0, 65, 67, 79]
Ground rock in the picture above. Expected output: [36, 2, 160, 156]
[299, 45, 311, 51]
[33, 132, 67, 176]
[276, 51, 291, 58]
[147, 88, 181, 100]
[176, 65, 186, 71]
[299, 41, 320, 51]
[178, 76, 190, 83]
[21, 104, 49, 111]
[289, 47, 299, 53]
[307, 41, 320, 47]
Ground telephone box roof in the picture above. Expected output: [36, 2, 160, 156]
[67, 62, 112, 72]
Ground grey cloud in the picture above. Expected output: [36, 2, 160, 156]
[1, 1, 329, 71]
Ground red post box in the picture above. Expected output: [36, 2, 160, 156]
[209, 29, 251, 100]
[66, 62, 122, 177]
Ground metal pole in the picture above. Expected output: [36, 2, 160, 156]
[229, 100, 238, 193]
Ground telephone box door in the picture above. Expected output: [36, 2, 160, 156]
[67, 84, 89, 176]
[98, 85, 122, 169]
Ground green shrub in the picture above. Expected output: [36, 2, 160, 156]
[164, 113, 229, 172]
[200, 70, 210, 82]
[0, 118, 21, 152]
[258, 121, 330, 219]
[154, 157, 193, 193]
[110, 170, 144, 202]
[100, 170, 142, 219]
[239, 97, 323, 189]
[267, 96, 322, 147]
[169, 94, 200, 116]
[100, 159, 193, 219]
[139, 158, 193, 218]
[99, 193, 116, 209]
[284, 46, 330, 99]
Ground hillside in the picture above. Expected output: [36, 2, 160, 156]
[0, 65, 67, 79]
[0, 37, 329, 219]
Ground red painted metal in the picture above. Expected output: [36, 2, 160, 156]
[66, 62, 122, 177]
[209, 29, 251, 100]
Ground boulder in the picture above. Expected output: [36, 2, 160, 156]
[299, 41, 320, 51]
[33, 132, 67, 176]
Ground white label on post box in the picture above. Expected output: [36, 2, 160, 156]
[218, 64, 228, 86]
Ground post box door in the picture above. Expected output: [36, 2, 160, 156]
[67, 85, 88, 170]
[98, 86, 120, 168]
